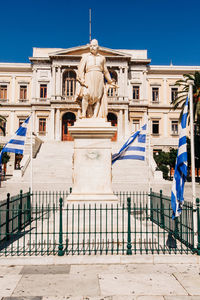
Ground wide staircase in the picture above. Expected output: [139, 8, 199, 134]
[3, 140, 162, 193]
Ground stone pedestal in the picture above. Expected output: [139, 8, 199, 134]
[67, 118, 118, 202]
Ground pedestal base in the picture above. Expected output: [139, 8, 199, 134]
[67, 118, 118, 202]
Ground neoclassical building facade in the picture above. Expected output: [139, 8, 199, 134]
[0, 43, 200, 155]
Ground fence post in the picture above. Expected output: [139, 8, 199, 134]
[126, 197, 132, 255]
[160, 190, 164, 228]
[18, 190, 23, 231]
[196, 198, 200, 255]
[58, 197, 64, 256]
[6, 193, 10, 240]
[27, 190, 31, 224]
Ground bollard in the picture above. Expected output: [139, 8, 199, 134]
[126, 197, 132, 255]
[6, 193, 10, 240]
[58, 197, 64, 256]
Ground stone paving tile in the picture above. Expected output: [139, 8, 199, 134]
[20, 265, 70, 274]
[70, 264, 127, 275]
[2, 297, 42, 300]
[12, 274, 100, 297]
[173, 273, 200, 296]
[0, 275, 22, 297]
[164, 297, 200, 300]
[99, 273, 187, 296]
[0, 266, 23, 275]
[126, 263, 200, 275]
[137, 297, 164, 300]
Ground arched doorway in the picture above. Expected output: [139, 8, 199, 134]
[107, 112, 117, 141]
[62, 112, 76, 141]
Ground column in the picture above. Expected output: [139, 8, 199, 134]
[124, 108, 129, 138]
[10, 111, 15, 135]
[142, 70, 148, 101]
[11, 76, 16, 103]
[50, 108, 55, 140]
[55, 108, 61, 141]
[118, 67, 123, 99]
[118, 109, 123, 141]
[52, 66, 56, 98]
[32, 109, 36, 134]
[56, 66, 61, 100]
[123, 66, 128, 99]
[163, 78, 167, 105]
[31, 67, 37, 101]
[164, 113, 168, 137]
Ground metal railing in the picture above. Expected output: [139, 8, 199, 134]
[0, 190, 199, 256]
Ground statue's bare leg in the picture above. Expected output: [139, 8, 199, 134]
[81, 96, 88, 118]
[93, 101, 100, 118]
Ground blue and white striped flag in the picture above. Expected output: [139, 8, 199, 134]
[112, 124, 147, 164]
[171, 97, 188, 219]
[0, 116, 31, 165]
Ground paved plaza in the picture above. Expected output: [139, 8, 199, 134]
[0, 255, 199, 299]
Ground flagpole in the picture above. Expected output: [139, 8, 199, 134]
[147, 114, 151, 209]
[188, 81, 196, 204]
[30, 110, 33, 194]
[188, 80, 198, 250]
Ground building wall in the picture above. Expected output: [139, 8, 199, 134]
[0, 47, 199, 154]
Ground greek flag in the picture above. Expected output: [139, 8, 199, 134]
[171, 97, 188, 219]
[0, 116, 30, 165]
[112, 124, 147, 164]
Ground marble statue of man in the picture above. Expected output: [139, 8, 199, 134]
[76, 39, 117, 118]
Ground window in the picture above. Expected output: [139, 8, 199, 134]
[132, 119, 140, 132]
[107, 71, 118, 97]
[171, 88, 178, 103]
[19, 118, 26, 127]
[133, 86, 140, 100]
[0, 120, 6, 136]
[39, 118, 46, 134]
[63, 71, 76, 97]
[19, 85, 27, 100]
[40, 84, 47, 99]
[152, 87, 159, 103]
[152, 120, 159, 135]
[171, 120, 178, 135]
[0, 85, 7, 100]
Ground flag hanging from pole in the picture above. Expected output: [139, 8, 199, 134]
[0, 116, 31, 165]
[171, 97, 188, 219]
[112, 124, 147, 164]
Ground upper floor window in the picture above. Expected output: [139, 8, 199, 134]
[40, 84, 47, 99]
[132, 119, 140, 132]
[171, 120, 178, 135]
[152, 120, 159, 135]
[171, 87, 178, 103]
[133, 86, 140, 100]
[152, 87, 159, 103]
[63, 70, 76, 97]
[0, 85, 7, 100]
[107, 71, 118, 97]
[19, 85, 27, 100]
[19, 118, 26, 127]
[39, 118, 46, 135]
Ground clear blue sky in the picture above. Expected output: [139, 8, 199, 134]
[1, 0, 200, 65]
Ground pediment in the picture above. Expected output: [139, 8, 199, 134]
[49, 44, 131, 58]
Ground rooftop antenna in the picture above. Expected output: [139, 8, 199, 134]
[89, 8, 92, 43]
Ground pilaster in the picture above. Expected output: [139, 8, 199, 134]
[11, 76, 16, 103]
[50, 108, 55, 140]
[55, 108, 61, 141]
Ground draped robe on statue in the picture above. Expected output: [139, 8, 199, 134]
[76, 53, 113, 118]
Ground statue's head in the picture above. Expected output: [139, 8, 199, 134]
[90, 39, 99, 55]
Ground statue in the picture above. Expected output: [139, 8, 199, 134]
[75, 39, 118, 118]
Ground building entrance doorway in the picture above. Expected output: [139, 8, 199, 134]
[62, 112, 76, 141]
[107, 113, 117, 141]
